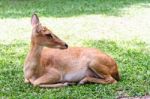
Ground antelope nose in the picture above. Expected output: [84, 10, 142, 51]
[65, 43, 68, 48]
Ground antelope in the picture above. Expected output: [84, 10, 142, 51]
[24, 14, 120, 88]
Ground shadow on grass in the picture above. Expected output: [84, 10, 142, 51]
[0, 0, 150, 18]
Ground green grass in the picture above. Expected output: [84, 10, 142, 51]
[0, 0, 150, 99]
[0, 0, 150, 18]
[0, 40, 149, 99]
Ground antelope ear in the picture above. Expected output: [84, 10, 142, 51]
[31, 14, 39, 27]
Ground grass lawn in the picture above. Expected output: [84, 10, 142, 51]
[0, 0, 150, 99]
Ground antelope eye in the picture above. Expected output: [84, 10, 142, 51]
[45, 34, 53, 39]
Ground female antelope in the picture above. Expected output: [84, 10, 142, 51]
[24, 14, 120, 87]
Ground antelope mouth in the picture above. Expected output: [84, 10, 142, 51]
[60, 44, 68, 49]
[53, 43, 68, 49]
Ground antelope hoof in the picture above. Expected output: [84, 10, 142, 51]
[64, 82, 76, 86]
[32, 81, 40, 87]
[112, 80, 117, 84]
[105, 78, 117, 84]
[78, 81, 85, 85]
[24, 79, 30, 83]
[63, 82, 69, 86]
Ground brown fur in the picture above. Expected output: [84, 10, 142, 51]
[24, 14, 120, 87]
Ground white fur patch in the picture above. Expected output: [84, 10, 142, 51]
[63, 69, 87, 82]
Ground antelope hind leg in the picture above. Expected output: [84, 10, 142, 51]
[79, 76, 117, 85]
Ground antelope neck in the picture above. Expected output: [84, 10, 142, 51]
[27, 44, 43, 63]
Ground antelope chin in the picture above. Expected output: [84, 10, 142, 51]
[60, 47, 68, 49]
[59, 46, 68, 49]
[52, 45, 68, 49]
